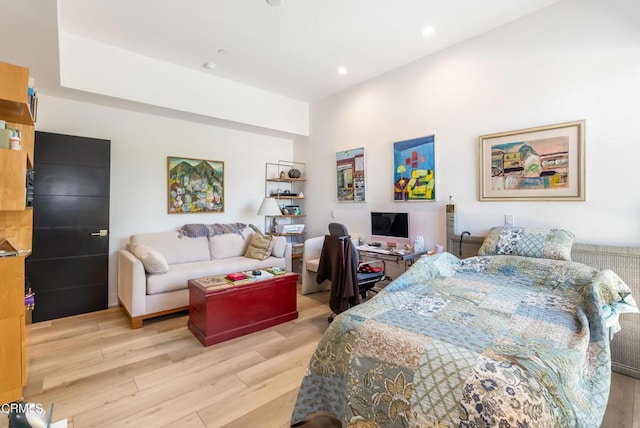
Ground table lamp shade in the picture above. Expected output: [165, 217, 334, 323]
[257, 197, 281, 216]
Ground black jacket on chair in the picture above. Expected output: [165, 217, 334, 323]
[316, 234, 360, 315]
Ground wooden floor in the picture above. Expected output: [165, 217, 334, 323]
[3, 287, 639, 428]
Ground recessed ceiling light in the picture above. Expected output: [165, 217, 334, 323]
[422, 26, 435, 37]
[266, 0, 282, 6]
[217, 49, 226, 55]
[338, 67, 348, 76]
[202, 62, 216, 70]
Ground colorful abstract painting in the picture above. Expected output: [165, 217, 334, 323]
[167, 156, 224, 213]
[393, 135, 435, 201]
[490, 137, 569, 190]
[480, 121, 585, 201]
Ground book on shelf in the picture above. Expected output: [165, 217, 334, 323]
[27, 77, 38, 122]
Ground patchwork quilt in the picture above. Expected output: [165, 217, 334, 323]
[292, 253, 637, 427]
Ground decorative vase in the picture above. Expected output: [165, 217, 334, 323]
[288, 168, 301, 178]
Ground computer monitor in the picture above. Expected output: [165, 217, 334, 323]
[370, 212, 409, 242]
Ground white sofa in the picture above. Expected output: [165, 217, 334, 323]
[118, 227, 291, 328]
[301, 235, 359, 295]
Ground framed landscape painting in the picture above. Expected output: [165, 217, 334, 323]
[393, 135, 435, 201]
[479, 120, 585, 201]
[336, 147, 366, 202]
[167, 156, 224, 213]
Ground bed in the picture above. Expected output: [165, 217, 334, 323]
[291, 227, 638, 427]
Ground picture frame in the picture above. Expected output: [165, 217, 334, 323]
[479, 120, 585, 201]
[336, 147, 366, 202]
[393, 135, 435, 201]
[167, 156, 224, 213]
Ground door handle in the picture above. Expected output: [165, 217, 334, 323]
[91, 229, 108, 237]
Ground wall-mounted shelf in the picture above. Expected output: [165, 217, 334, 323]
[266, 177, 306, 183]
[0, 100, 34, 125]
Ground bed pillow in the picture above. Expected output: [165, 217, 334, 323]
[245, 232, 274, 261]
[132, 244, 170, 274]
[478, 226, 575, 261]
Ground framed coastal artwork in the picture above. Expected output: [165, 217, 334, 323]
[393, 135, 435, 201]
[336, 147, 366, 202]
[167, 156, 225, 213]
[479, 120, 585, 201]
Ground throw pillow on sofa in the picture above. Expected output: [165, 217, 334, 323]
[245, 232, 274, 260]
[208, 227, 254, 259]
[271, 235, 286, 258]
[132, 244, 170, 274]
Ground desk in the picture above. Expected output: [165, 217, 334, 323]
[356, 246, 428, 279]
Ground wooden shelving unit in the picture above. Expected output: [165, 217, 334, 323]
[0, 61, 34, 404]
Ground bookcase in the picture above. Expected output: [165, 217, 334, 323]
[264, 161, 306, 259]
[0, 61, 35, 404]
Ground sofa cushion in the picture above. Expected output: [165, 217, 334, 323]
[132, 244, 169, 274]
[245, 232, 274, 260]
[208, 228, 254, 259]
[130, 232, 210, 265]
[146, 256, 287, 295]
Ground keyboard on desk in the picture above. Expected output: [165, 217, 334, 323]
[357, 245, 391, 254]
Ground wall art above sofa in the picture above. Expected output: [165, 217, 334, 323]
[168, 156, 225, 213]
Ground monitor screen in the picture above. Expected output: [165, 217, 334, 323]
[370, 212, 409, 239]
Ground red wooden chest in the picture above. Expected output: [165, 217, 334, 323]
[187, 272, 299, 346]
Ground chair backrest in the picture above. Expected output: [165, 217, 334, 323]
[328, 223, 349, 237]
[328, 223, 361, 261]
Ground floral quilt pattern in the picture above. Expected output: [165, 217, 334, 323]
[292, 253, 637, 427]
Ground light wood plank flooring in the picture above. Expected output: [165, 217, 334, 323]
[2, 288, 638, 427]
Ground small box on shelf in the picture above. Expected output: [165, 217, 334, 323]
[275, 224, 305, 234]
[0, 128, 10, 149]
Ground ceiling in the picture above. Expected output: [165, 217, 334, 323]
[56, 0, 563, 103]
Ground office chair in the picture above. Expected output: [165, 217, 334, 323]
[328, 223, 385, 298]
[320, 223, 385, 322]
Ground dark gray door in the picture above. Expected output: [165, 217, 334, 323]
[27, 131, 110, 322]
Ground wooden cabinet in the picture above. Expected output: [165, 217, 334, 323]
[0, 255, 27, 404]
[0, 150, 29, 210]
[265, 161, 306, 259]
[187, 273, 299, 346]
[0, 61, 35, 403]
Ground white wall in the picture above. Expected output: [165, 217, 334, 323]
[36, 94, 295, 306]
[304, 0, 640, 250]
